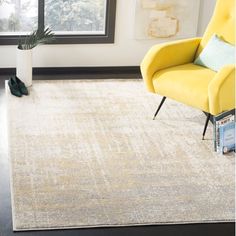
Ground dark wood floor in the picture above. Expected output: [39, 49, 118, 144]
[0, 74, 234, 236]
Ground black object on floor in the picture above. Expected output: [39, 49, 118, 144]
[13, 76, 29, 95]
[8, 77, 22, 97]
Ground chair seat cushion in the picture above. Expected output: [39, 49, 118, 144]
[152, 63, 217, 112]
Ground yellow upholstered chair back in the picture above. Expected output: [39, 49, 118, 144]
[196, 0, 235, 56]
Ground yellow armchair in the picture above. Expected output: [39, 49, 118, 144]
[141, 0, 235, 139]
[141, 38, 202, 93]
[208, 65, 235, 116]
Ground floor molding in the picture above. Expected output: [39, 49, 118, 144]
[0, 66, 141, 76]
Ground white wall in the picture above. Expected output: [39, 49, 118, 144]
[197, 0, 216, 36]
[0, 0, 216, 68]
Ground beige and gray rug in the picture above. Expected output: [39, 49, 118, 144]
[7, 79, 235, 231]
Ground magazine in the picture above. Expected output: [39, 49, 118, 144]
[214, 109, 235, 154]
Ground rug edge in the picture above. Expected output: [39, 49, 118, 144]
[13, 219, 236, 232]
[5, 82, 18, 231]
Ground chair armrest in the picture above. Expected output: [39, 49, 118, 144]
[208, 65, 235, 115]
[140, 37, 202, 92]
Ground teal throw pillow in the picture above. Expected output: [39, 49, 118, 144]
[194, 34, 235, 72]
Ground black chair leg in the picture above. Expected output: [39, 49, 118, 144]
[153, 97, 166, 120]
[202, 113, 211, 140]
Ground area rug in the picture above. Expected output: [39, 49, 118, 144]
[7, 79, 235, 231]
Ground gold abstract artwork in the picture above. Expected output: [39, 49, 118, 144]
[134, 0, 200, 40]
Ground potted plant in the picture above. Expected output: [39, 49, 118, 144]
[16, 28, 54, 87]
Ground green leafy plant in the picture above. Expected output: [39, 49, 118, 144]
[18, 28, 54, 50]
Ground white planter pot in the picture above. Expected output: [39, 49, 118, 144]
[16, 48, 33, 87]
